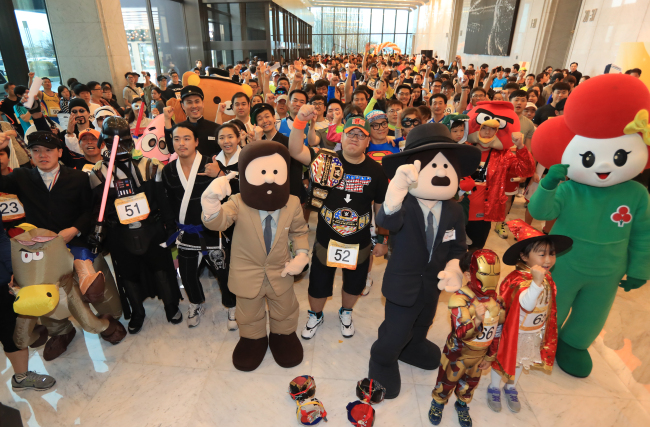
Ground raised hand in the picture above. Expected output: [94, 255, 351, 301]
[530, 265, 546, 286]
[297, 104, 317, 122]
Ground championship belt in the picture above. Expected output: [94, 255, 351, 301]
[307, 149, 344, 211]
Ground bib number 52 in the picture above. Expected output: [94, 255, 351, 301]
[333, 248, 350, 262]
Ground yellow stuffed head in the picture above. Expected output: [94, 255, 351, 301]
[11, 228, 74, 316]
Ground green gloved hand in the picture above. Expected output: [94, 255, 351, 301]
[541, 164, 569, 191]
[619, 277, 646, 292]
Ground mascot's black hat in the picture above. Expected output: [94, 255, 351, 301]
[382, 123, 481, 179]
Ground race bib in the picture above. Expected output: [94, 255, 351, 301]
[114, 193, 150, 224]
[468, 314, 498, 348]
[326, 240, 359, 270]
[0, 195, 25, 221]
[520, 303, 549, 332]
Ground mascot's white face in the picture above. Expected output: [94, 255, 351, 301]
[561, 133, 648, 187]
[409, 152, 459, 200]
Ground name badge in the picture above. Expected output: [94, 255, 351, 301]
[0, 195, 25, 221]
[520, 303, 549, 332]
[326, 240, 359, 270]
[442, 229, 456, 242]
[469, 314, 498, 348]
[208, 136, 216, 140]
[175, 92, 181, 99]
[115, 193, 150, 224]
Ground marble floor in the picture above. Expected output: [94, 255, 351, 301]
[2, 196, 650, 427]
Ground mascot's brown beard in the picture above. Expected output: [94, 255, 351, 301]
[240, 181, 290, 211]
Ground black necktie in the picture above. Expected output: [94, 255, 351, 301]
[264, 214, 273, 254]
[426, 211, 434, 254]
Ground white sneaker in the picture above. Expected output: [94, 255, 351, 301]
[301, 310, 324, 339]
[361, 275, 373, 296]
[227, 307, 238, 331]
[339, 308, 355, 338]
[187, 303, 204, 328]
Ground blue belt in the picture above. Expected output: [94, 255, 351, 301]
[164, 222, 209, 254]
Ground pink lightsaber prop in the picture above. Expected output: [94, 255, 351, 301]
[134, 103, 145, 137]
[97, 135, 120, 223]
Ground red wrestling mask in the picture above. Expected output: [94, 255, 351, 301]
[469, 249, 500, 297]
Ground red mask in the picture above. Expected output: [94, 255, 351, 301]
[468, 101, 521, 150]
[468, 249, 500, 297]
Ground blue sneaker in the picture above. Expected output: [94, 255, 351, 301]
[454, 401, 472, 427]
[428, 400, 444, 425]
[503, 386, 521, 413]
[486, 385, 502, 412]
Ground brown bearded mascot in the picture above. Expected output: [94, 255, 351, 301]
[11, 229, 126, 354]
[201, 141, 309, 371]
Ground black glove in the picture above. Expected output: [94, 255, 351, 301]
[28, 100, 41, 114]
[88, 223, 106, 253]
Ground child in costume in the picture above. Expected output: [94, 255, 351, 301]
[528, 74, 650, 377]
[486, 220, 572, 413]
[463, 101, 535, 250]
[429, 249, 505, 427]
[441, 114, 469, 144]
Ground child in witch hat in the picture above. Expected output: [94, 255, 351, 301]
[486, 219, 572, 414]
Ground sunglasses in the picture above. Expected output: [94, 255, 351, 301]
[369, 121, 388, 130]
[71, 109, 87, 114]
[401, 118, 421, 128]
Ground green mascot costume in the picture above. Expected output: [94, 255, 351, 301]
[528, 74, 650, 377]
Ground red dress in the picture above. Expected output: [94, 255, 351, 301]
[492, 263, 559, 379]
[465, 147, 535, 222]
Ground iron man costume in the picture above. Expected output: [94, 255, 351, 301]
[432, 249, 505, 405]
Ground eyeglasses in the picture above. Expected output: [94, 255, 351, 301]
[370, 121, 389, 130]
[345, 132, 367, 140]
[401, 118, 421, 128]
[311, 102, 325, 107]
[471, 93, 486, 99]
[387, 109, 402, 114]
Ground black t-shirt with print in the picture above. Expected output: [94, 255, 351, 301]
[168, 83, 183, 99]
[309, 148, 388, 248]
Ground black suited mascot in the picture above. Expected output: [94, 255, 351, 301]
[368, 123, 481, 399]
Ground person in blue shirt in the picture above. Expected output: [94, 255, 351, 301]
[12, 86, 34, 133]
[277, 89, 309, 145]
[491, 68, 508, 90]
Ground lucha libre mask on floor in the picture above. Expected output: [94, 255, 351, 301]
[98, 117, 135, 162]
[238, 141, 291, 211]
[468, 249, 500, 297]
[468, 101, 521, 151]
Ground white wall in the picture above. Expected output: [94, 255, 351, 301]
[413, 0, 455, 58]
[415, 0, 548, 71]
[566, 0, 650, 77]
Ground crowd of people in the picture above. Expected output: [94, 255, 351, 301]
[0, 44, 648, 427]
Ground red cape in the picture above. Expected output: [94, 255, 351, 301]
[492, 264, 558, 379]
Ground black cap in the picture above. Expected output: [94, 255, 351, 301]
[180, 85, 204, 101]
[27, 131, 62, 149]
[69, 98, 90, 113]
[382, 123, 481, 179]
[250, 103, 275, 125]
[157, 75, 168, 82]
